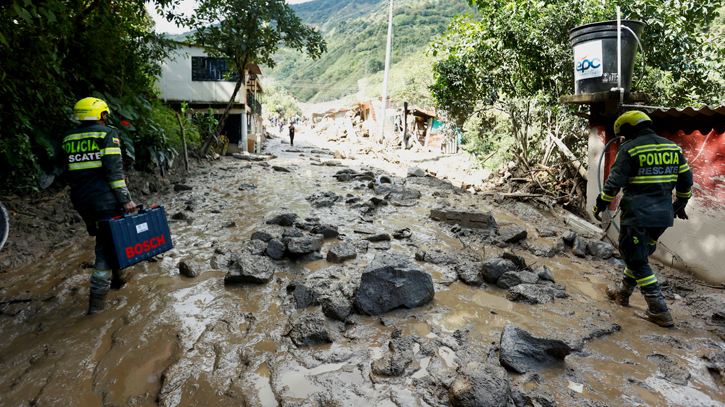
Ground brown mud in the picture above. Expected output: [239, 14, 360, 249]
[0, 128, 724, 407]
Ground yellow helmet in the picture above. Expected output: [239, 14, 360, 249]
[614, 111, 652, 135]
[73, 97, 109, 121]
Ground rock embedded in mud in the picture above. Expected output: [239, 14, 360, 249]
[327, 241, 357, 263]
[587, 240, 615, 259]
[535, 225, 558, 238]
[572, 237, 587, 258]
[171, 211, 189, 221]
[320, 294, 353, 321]
[238, 183, 257, 191]
[407, 167, 425, 177]
[371, 337, 415, 377]
[415, 249, 458, 265]
[374, 184, 422, 200]
[531, 265, 555, 283]
[502, 252, 527, 269]
[243, 239, 268, 256]
[646, 353, 691, 385]
[178, 260, 201, 278]
[272, 165, 291, 172]
[287, 307, 334, 347]
[282, 227, 304, 238]
[354, 253, 435, 315]
[430, 209, 497, 229]
[291, 280, 317, 308]
[703, 351, 725, 386]
[364, 233, 391, 242]
[354, 240, 369, 253]
[287, 234, 324, 254]
[506, 284, 567, 304]
[311, 224, 339, 238]
[251, 230, 274, 242]
[449, 361, 510, 407]
[266, 213, 299, 226]
[498, 226, 528, 243]
[305, 191, 341, 208]
[266, 239, 286, 260]
[455, 261, 485, 286]
[496, 271, 539, 289]
[406, 176, 456, 190]
[225, 252, 276, 284]
[481, 258, 517, 284]
[510, 387, 558, 407]
[393, 228, 412, 239]
[562, 230, 577, 245]
[173, 183, 193, 191]
[499, 325, 573, 374]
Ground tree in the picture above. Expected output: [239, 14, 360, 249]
[187, 0, 326, 154]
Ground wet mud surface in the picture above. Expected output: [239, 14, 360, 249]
[1, 132, 724, 407]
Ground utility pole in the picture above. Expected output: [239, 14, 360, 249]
[378, 0, 394, 143]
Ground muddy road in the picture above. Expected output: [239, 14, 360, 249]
[1, 129, 724, 407]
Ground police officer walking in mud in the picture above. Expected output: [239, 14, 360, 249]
[593, 111, 693, 327]
[63, 97, 137, 315]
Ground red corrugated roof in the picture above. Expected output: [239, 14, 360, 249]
[645, 105, 725, 118]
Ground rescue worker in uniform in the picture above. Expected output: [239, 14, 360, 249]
[593, 111, 692, 327]
[62, 97, 136, 315]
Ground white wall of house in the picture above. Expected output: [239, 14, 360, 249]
[157, 43, 245, 105]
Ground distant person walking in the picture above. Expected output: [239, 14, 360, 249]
[289, 123, 295, 146]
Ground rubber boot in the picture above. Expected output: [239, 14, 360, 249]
[88, 291, 108, 315]
[605, 281, 635, 307]
[110, 269, 125, 290]
[642, 292, 675, 327]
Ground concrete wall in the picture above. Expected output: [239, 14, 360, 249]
[157, 44, 244, 105]
[588, 125, 725, 284]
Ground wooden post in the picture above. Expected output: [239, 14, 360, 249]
[424, 117, 432, 147]
[548, 132, 587, 180]
[402, 102, 408, 150]
[176, 113, 189, 171]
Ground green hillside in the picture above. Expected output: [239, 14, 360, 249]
[269, 0, 474, 103]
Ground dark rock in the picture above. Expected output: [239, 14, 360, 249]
[298, 252, 324, 262]
[238, 183, 257, 191]
[292, 280, 317, 308]
[320, 295, 353, 321]
[178, 260, 201, 278]
[499, 226, 528, 243]
[364, 233, 391, 242]
[272, 166, 291, 172]
[415, 249, 458, 265]
[521, 238, 566, 258]
[305, 191, 341, 208]
[562, 230, 577, 245]
[374, 184, 422, 201]
[287, 307, 333, 347]
[703, 351, 725, 386]
[502, 252, 527, 269]
[327, 241, 357, 263]
[225, 252, 276, 284]
[337, 173, 352, 182]
[374, 241, 391, 251]
[499, 325, 573, 374]
[266, 213, 299, 226]
[496, 271, 539, 289]
[455, 262, 484, 286]
[354, 254, 435, 315]
[406, 176, 456, 190]
[354, 240, 369, 253]
[430, 209, 497, 229]
[266, 239, 286, 260]
[310, 224, 339, 238]
[481, 258, 517, 284]
[392, 228, 412, 239]
[572, 237, 587, 257]
[532, 265, 555, 283]
[449, 361, 510, 407]
[251, 231, 275, 242]
[243, 239, 268, 256]
[646, 353, 691, 385]
[407, 167, 425, 177]
[371, 338, 415, 377]
[287, 234, 324, 254]
[174, 184, 193, 191]
[222, 221, 236, 228]
[536, 225, 558, 238]
[282, 227, 304, 238]
[510, 388, 558, 407]
[587, 240, 615, 259]
[506, 284, 567, 304]
[171, 212, 189, 221]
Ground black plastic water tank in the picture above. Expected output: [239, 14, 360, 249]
[569, 20, 645, 95]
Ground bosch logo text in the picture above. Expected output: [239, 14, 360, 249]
[125, 235, 166, 258]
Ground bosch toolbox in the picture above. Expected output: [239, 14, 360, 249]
[98, 205, 173, 269]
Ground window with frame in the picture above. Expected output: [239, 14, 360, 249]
[191, 57, 237, 81]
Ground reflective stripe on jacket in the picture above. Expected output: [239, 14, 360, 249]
[62, 122, 132, 211]
[601, 128, 693, 227]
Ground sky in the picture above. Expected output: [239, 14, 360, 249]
[148, 0, 315, 34]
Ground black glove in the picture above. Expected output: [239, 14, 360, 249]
[592, 195, 608, 221]
[673, 199, 689, 220]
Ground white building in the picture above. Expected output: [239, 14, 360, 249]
[156, 42, 264, 153]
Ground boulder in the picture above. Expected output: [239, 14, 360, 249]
[449, 361, 510, 407]
[572, 237, 587, 257]
[305, 191, 340, 208]
[266, 239, 286, 260]
[535, 225, 557, 238]
[371, 337, 414, 377]
[455, 262, 484, 286]
[374, 184, 422, 201]
[310, 224, 339, 238]
[406, 176, 456, 190]
[243, 239, 268, 256]
[501, 252, 527, 269]
[646, 353, 691, 386]
[430, 209, 497, 229]
[531, 265, 555, 283]
[587, 240, 615, 259]
[481, 258, 517, 284]
[415, 249, 458, 265]
[407, 167, 425, 177]
[266, 213, 299, 226]
[171, 212, 189, 221]
[562, 230, 577, 245]
[327, 241, 357, 263]
[510, 388, 558, 407]
[287, 307, 334, 347]
[354, 254, 435, 315]
[499, 325, 573, 374]
[506, 284, 567, 304]
[178, 260, 201, 278]
[272, 165, 291, 172]
[364, 233, 392, 242]
[320, 294, 353, 321]
[287, 235, 324, 254]
[282, 227, 304, 238]
[251, 230, 275, 242]
[499, 226, 528, 243]
[496, 271, 539, 289]
[291, 280, 317, 308]
[354, 240, 369, 253]
[225, 252, 276, 284]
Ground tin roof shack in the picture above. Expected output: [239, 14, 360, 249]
[563, 92, 725, 284]
[156, 42, 265, 154]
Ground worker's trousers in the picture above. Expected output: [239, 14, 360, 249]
[79, 208, 121, 294]
[618, 225, 667, 295]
